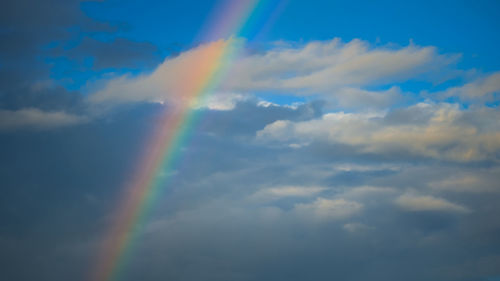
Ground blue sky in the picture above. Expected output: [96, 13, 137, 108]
[80, 0, 500, 63]
[46, 0, 500, 91]
[1, 1, 500, 281]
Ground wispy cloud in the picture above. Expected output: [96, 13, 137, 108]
[0, 108, 87, 130]
[438, 72, 500, 102]
[395, 194, 470, 213]
[89, 38, 459, 107]
[295, 197, 363, 220]
[250, 185, 326, 201]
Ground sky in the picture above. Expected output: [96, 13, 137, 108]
[1, 0, 500, 281]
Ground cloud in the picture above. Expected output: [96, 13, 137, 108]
[294, 197, 363, 220]
[438, 72, 500, 102]
[343, 222, 374, 233]
[1, 82, 86, 113]
[327, 86, 403, 110]
[249, 186, 326, 201]
[342, 186, 396, 198]
[89, 39, 231, 105]
[89, 38, 457, 106]
[0, 108, 87, 130]
[2, 99, 499, 281]
[223, 38, 457, 92]
[196, 92, 248, 111]
[395, 194, 470, 213]
[257, 102, 500, 162]
[428, 168, 500, 193]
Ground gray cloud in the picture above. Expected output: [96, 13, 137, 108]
[0, 108, 87, 130]
[1, 100, 500, 281]
[395, 194, 471, 213]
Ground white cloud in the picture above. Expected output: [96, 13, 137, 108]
[257, 102, 500, 162]
[395, 194, 470, 213]
[0, 108, 87, 130]
[196, 92, 248, 111]
[224, 39, 456, 92]
[89, 38, 457, 107]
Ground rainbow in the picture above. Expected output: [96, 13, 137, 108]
[89, 1, 286, 280]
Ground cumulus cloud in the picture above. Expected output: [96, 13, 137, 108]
[257, 102, 500, 162]
[395, 194, 470, 213]
[0, 108, 87, 130]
